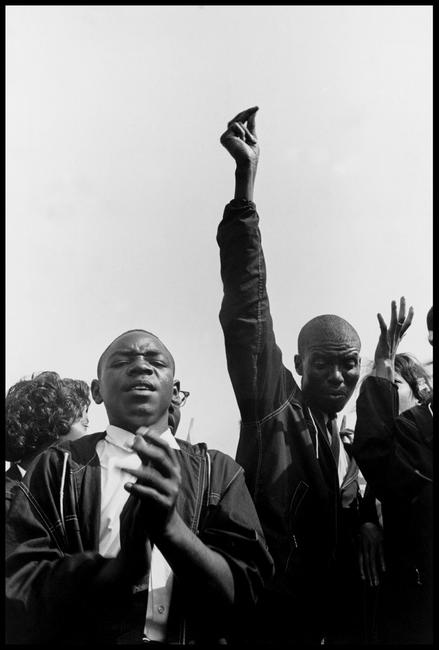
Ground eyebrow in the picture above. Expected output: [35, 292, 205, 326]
[310, 351, 359, 359]
[107, 347, 169, 362]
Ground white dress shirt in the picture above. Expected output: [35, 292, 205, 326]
[96, 425, 180, 642]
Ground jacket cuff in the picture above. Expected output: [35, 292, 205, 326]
[228, 198, 256, 208]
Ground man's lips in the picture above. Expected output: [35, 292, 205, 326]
[126, 381, 155, 392]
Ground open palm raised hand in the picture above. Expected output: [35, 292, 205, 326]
[374, 297, 414, 366]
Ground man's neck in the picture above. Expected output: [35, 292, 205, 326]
[108, 421, 169, 436]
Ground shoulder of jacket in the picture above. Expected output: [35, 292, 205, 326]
[176, 441, 244, 487]
[175, 438, 208, 458]
[206, 449, 245, 494]
[53, 431, 106, 464]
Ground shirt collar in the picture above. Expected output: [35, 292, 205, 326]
[105, 425, 180, 451]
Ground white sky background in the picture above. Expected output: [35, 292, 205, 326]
[6, 6, 432, 456]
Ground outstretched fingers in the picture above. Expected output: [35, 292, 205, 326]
[397, 296, 406, 323]
[390, 300, 398, 327]
[392, 297, 414, 339]
[400, 305, 414, 337]
[377, 312, 388, 335]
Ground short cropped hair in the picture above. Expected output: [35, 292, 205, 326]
[97, 329, 175, 377]
[298, 315, 361, 356]
[6, 371, 91, 463]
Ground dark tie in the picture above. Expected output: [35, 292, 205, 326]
[327, 416, 340, 466]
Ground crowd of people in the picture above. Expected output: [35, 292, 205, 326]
[5, 107, 433, 645]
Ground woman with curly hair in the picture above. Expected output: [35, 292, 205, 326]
[5, 371, 90, 505]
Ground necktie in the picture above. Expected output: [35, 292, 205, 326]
[327, 416, 340, 466]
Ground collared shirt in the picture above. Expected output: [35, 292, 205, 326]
[323, 414, 349, 488]
[96, 425, 180, 642]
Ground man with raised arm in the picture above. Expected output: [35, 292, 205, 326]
[353, 299, 433, 643]
[6, 329, 273, 644]
[217, 107, 365, 644]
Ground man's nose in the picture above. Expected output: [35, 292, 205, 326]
[128, 356, 153, 374]
[328, 366, 343, 384]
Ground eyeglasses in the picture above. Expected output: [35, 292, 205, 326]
[175, 390, 190, 407]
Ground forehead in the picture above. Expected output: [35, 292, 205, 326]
[306, 341, 360, 358]
[109, 332, 168, 355]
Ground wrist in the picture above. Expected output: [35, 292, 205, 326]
[374, 359, 395, 382]
[234, 164, 257, 201]
[155, 510, 185, 546]
[235, 160, 258, 177]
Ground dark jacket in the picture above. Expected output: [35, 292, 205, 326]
[353, 376, 433, 643]
[6, 431, 273, 644]
[217, 200, 361, 642]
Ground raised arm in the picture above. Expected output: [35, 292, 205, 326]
[217, 108, 294, 423]
[353, 298, 431, 500]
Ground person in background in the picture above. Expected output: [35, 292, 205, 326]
[353, 299, 433, 644]
[168, 388, 190, 435]
[217, 106, 365, 644]
[62, 377, 92, 438]
[6, 329, 273, 644]
[5, 371, 90, 509]
[426, 305, 433, 345]
[357, 350, 432, 642]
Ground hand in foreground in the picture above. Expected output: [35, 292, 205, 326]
[121, 430, 182, 540]
[374, 297, 414, 368]
[220, 106, 259, 168]
[358, 522, 386, 587]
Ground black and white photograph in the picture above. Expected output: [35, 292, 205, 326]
[5, 5, 432, 645]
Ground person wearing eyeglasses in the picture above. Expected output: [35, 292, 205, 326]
[168, 389, 190, 435]
[6, 329, 273, 644]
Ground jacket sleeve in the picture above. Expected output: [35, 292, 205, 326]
[217, 199, 294, 423]
[5, 450, 131, 643]
[198, 451, 274, 639]
[353, 376, 432, 503]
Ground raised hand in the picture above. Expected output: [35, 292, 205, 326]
[220, 106, 260, 168]
[374, 297, 414, 367]
[121, 430, 182, 540]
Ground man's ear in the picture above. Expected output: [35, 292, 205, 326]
[171, 380, 181, 404]
[294, 354, 303, 376]
[91, 379, 103, 405]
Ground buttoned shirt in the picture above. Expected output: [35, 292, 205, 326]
[96, 425, 180, 642]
